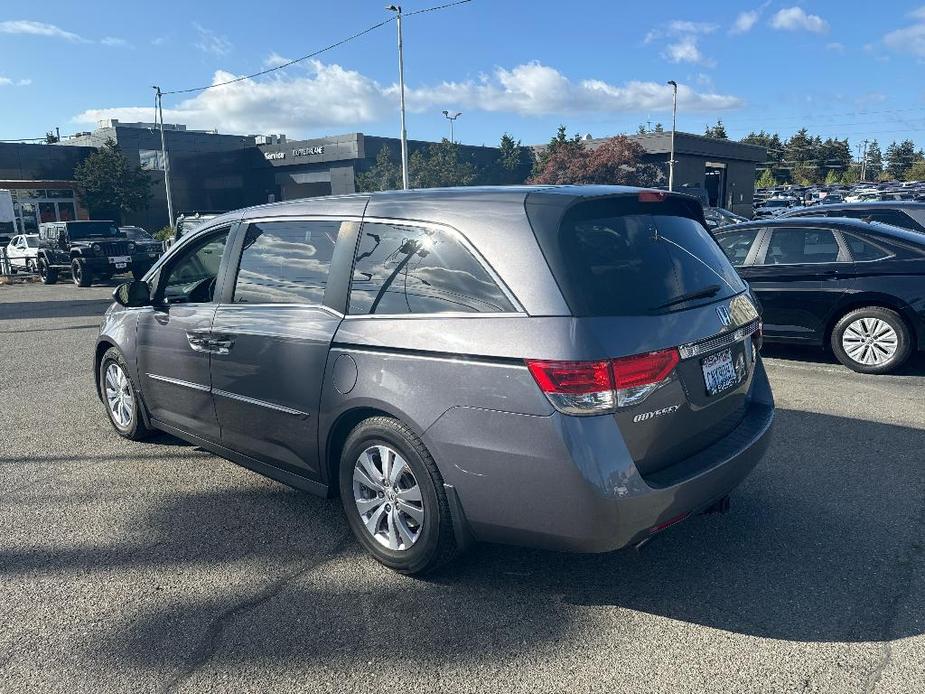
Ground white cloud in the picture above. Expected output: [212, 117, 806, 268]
[826, 42, 845, 52]
[882, 7, 925, 58]
[731, 10, 760, 34]
[770, 7, 829, 33]
[101, 36, 129, 47]
[0, 76, 31, 87]
[72, 60, 742, 136]
[193, 22, 232, 56]
[263, 52, 292, 68]
[645, 19, 717, 66]
[0, 19, 87, 42]
[151, 36, 168, 46]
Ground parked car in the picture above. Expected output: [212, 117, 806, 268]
[4, 233, 39, 272]
[96, 186, 774, 574]
[704, 207, 747, 230]
[36, 220, 143, 287]
[119, 226, 164, 278]
[754, 197, 800, 219]
[781, 201, 925, 234]
[714, 217, 925, 374]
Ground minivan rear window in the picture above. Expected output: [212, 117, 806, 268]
[528, 197, 746, 316]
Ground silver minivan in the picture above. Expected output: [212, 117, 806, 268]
[96, 186, 774, 574]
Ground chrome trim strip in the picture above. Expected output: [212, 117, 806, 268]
[212, 388, 308, 417]
[678, 319, 760, 359]
[342, 311, 528, 321]
[145, 373, 210, 392]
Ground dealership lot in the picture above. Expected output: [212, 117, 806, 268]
[1, 283, 923, 694]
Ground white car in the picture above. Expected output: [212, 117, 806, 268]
[4, 234, 39, 271]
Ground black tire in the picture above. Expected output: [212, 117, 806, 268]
[72, 258, 92, 287]
[339, 417, 460, 575]
[98, 347, 154, 440]
[831, 306, 912, 374]
[38, 257, 58, 284]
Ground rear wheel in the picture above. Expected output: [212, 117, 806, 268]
[339, 417, 460, 575]
[38, 258, 57, 284]
[831, 306, 911, 374]
[72, 258, 92, 287]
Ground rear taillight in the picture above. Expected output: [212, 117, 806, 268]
[526, 347, 680, 416]
[525, 360, 615, 415]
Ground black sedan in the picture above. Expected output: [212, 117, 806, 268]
[781, 201, 925, 233]
[714, 217, 925, 374]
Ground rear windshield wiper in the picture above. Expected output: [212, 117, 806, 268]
[654, 284, 721, 310]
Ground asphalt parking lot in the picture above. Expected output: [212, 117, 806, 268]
[1, 281, 923, 694]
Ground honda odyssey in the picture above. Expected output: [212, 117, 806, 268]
[96, 186, 774, 574]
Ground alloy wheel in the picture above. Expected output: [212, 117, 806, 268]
[841, 317, 898, 366]
[352, 445, 424, 551]
[104, 362, 134, 429]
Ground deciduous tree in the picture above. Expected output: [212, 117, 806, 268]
[73, 138, 150, 222]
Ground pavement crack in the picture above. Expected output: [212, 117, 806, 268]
[863, 489, 925, 694]
[159, 533, 352, 694]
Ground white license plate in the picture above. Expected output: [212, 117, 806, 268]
[114, 263, 127, 269]
[701, 349, 738, 396]
[109, 255, 130, 264]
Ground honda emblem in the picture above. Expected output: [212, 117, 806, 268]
[716, 304, 732, 327]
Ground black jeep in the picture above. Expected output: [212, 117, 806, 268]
[36, 220, 146, 287]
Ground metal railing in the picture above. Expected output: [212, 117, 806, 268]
[0, 246, 38, 281]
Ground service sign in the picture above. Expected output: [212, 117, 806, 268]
[264, 151, 285, 161]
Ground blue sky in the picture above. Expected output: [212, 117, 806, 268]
[1, 1, 924, 152]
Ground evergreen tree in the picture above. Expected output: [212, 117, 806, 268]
[704, 120, 728, 139]
[408, 139, 478, 189]
[884, 139, 918, 180]
[355, 145, 403, 192]
[756, 168, 776, 188]
[73, 138, 151, 222]
[864, 140, 883, 181]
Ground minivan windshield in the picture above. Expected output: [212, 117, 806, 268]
[67, 221, 120, 239]
[531, 198, 746, 316]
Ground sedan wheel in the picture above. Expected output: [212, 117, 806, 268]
[352, 444, 425, 551]
[831, 306, 911, 375]
[840, 318, 897, 367]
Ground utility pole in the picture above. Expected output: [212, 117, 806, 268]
[152, 86, 175, 228]
[387, 5, 409, 190]
[666, 80, 678, 191]
[860, 139, 869, 182]
[441, 111, 462, 143]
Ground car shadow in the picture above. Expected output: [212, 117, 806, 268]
[2, 409, 922, 672]
[763, 343, 925, 376]
[0, 298, 114, 321]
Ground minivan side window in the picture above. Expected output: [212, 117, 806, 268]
[765, 228, 839, 265]
[349, 222, 515, 315]
[233, 220, 339, 305]
[716, 228, 760, 266]
[159, 228, 230, 304]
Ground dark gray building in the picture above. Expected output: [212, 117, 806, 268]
[594, 132, 766, 217]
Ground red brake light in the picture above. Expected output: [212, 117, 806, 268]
[526, 360, 612, 394]
[639, 190, 668, 202]
[611, 348, 680, 389]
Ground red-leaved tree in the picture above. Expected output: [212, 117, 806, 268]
[530, 129, 663, 187]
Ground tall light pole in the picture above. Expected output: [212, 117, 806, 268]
[667, 80, 678, 192]
[442, 110, 462, 143]
[387, 5, 409, 190]
[152, 86, 175, 227]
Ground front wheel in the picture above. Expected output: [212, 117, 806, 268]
[99, 347, 153, 440]
[831, 306, 912, 374]
[38, 258, 58, 284]
[72, 258, 92, 287]
[339, 417, 460, 575]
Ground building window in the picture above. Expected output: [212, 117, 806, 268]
[139, 150, 165, 171]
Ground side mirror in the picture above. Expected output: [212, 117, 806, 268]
[112, 280, 151, 308]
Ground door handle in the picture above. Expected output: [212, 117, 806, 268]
[186, 331, 212, 353]
[209, 335, 236, 355]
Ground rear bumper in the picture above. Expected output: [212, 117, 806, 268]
[425, 358, 774, 553]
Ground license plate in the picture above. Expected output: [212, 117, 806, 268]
[114, 263, 127, 269]
[109, 255, 130, 264]
[701, 349, 738, 396]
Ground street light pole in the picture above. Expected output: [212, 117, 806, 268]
[387, 5, 410, 190]
[441, 110, 462, 143]
[152, 86, 175, 228]
[667, 80, 678, 192]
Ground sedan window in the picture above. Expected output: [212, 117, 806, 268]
[765, 228, 840, 265]
[716, 228, 760, 266]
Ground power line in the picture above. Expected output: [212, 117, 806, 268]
[161, 0, 472, 96]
